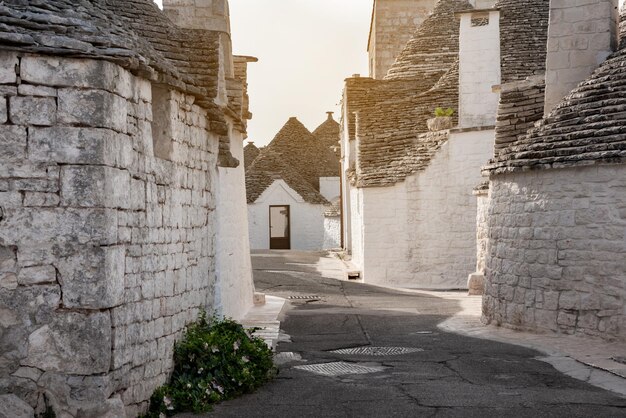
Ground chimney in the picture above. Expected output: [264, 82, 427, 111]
[326, 111, 335, 121]
[162, 0, 230, 33]
[544, 0, 620, 115]
[162, 0, 234, 102]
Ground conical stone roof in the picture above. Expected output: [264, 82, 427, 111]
[487, 45, 626, 174]
[244, 142, 261, 170]
[0, 0, 221, 107]
[265, 117, 340, 190]
[385, 0, 472, 84]
[313, 113, 341, 158]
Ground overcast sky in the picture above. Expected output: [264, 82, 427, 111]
[154, 0, 625, 146]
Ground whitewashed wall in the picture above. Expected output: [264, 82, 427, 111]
[458, 10, 500, 128]
[216, 130, 254, 320]
[319, 177, 340, 201]
[484, 165, 626, 341]
[248, 180, 327, 250]
[349, 129, 494, 289]
[323, 215, 341, 249]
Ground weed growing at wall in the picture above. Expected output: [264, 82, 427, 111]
[141, 312, 276, 416]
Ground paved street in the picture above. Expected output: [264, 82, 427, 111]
[195, 251, 626, 417]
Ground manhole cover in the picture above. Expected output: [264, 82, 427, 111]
[294, 362, 385, 376]
[289, 295, 320, 300]
[330, 346, 424, 356]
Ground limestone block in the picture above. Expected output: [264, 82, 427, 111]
[17, 265, 56, 285]
[0, 52, 18, 84]
[60, 166, 130, 209]
[9, 96, 57, 126]
[23, 192, 59, 207]
[467, 273, 485, 295]
[0, 394, 33, 418]
[77, 396, 125, 418]
[0, 97, 6, 124]
[17, 84, 56, 97]
[23, 311, 111, 374]
[57, 88, 127, 132]
[0, 126, 27, 162]
[20, 57, 134, 99]
[0, 208, 117, 247]
[29, 127, 117, 165]
[56, 246, 125, 309]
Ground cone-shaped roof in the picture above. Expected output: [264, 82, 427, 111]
[265, 117, 340, 190]
[244, 142, 261, 170]
[313, 113, 341, 158]
[385, 0, 472, 83]
[487, 46, 626, 174]
[245, 148, 329, 204]
[0, 0, 220, 107]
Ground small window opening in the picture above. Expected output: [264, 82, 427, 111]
[151, 85, 173, 160]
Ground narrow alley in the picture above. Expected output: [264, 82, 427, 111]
[186, 252, 626, 418]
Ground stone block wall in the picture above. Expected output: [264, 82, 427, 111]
[544, 0, 619, 113]
[483, 166, 626, 341]
[0, 53, 219, 415]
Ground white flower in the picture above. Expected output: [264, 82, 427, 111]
[198, 367, 205, 374]
[186, 383, 192, 388]
[203, 342, 209, 349]
[163, 396, 174, 411]
[233, 340, 241, 351]
[241, 356, 249, 363]
[211, 345, 219, 353]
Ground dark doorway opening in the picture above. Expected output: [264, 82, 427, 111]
[269, 205, 291, 249]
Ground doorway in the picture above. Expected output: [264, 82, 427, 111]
[269, 205, 291, 250]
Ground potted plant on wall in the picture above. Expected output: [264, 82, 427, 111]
[427, 107, 454, 131]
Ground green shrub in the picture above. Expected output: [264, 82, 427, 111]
[141, 312, 276, 417]
[434, 107, 455, 117]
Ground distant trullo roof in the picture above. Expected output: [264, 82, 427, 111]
[487, 23, 626, 175]
[264, 117, 340, 189]
[313, 112, 341, 158]
[245, 148, 329, 205]
[244, 142, 261, 170]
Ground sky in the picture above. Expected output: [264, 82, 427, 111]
[154, 0, 372, 146]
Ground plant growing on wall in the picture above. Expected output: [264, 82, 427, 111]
[141, 312, 277, 417]
[434, 107, 455, 117]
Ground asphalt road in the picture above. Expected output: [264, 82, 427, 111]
[199, 251, 626, 417]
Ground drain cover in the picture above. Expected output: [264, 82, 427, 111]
[294, 361, 385, 377]
[289, 295, 320, 300]
[330, 346, 424, 356]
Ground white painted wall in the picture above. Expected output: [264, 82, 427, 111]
[348, 129, 495, 289]
[319, 177, 340, 202]
[323, 215, 341, 249]
[248, 180, 328, 250]
[215, 130, 255, 320]
[458, 10, 501, 128]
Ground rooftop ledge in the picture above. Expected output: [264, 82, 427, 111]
[449, 125, 495, 134]
[454, 8, 499, 17]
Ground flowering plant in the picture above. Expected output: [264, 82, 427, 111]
[141, 311, 276, 416]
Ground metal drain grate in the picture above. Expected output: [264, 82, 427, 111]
[289, 295, 320, 300]
[294, 361, 385, 377]
[330, 346, 424, 356]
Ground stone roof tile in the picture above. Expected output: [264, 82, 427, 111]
[243, 142, 260, 170]
[312, 112, 341, 158]
[487, 46, 626, 174]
